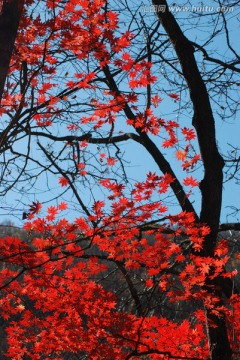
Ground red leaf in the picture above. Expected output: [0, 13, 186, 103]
[29, 201, 42, 214]
[183, 176, 199, 187]
[58, 177, 69, 187]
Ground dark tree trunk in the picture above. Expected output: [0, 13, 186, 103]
[0, 0, 24, 103]
[152, 1, 232, 359]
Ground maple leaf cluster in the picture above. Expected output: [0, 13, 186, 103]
[0, 181, 238, 359]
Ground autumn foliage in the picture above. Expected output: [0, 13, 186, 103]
[1, 198, 239, 359]
[0, 0, 239, 359]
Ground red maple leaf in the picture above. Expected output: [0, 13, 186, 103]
[58, 177, 69, 187]
[168, 93, 180, 101]
[183, 176, 199, 187]
[29, 201, 42, 214]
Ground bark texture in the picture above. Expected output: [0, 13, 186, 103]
[0, 0, 24, 103]
[152, 1, 231, 359]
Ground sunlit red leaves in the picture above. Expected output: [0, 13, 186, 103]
[7, 0, 128, 131]
[132, 172, 175, 203]
[115, 52, 134, 71]
[161, 120, 179, 148]
[67, 123, 79, 132]
[99, 178, 125, 198]
[66, 72, 96, 89]
[176, 149, 187, 161]
[168, 93, 180, 101]
[152, 94, 163, 108]
[92, 200, 105, 219]
[145, 279, 154, 288]
[107, 10, 119, 28]
[181, 127, 196, 141]
[214, 239, 229, 257]
[29, 201, 42, 214]
[183, 176, 199, 187]
[38, 82, 57, 95]
[33, 113, 53, 127]
[127, 61, 157, 90]
[169, 212, 210, 252]
[77, 162, 87, 176]
[128, 316, 209, 359]
[80, 95, 125, 131]
[4, 268, 122, 359]
[182, 154, 201, 171]
[0, 198, 237, 360]
[107, 157, 117, 166]
[112, 31, 133, 52]
[46, 206, 58, 221]
[74, 217, 90, 231]
[58, 176, 69, 187]
[58, 202, 68, 211]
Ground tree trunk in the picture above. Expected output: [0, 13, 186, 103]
[152, 1, 232, 359]
[0, 0, 24, 103]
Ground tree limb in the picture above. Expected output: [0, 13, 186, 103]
[0, 0, 25, 103]
[102, 65, 199, 219]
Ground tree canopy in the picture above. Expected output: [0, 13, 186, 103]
[0, 1, 239, 359]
